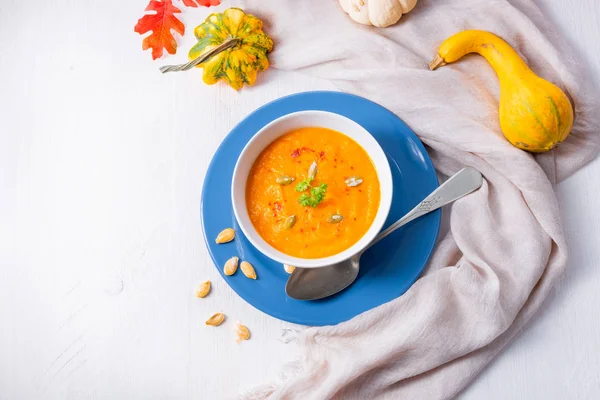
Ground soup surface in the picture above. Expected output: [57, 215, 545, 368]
[246, 127, 380, 258]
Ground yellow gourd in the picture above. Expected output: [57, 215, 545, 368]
[430, 30, 573, 152]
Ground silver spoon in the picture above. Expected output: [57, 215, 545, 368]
[286, 167, 483, 301]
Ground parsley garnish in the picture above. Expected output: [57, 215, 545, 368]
[295, 177, 327, 208]
[295, 178, 312, 192]
[295, 161, 327, 207]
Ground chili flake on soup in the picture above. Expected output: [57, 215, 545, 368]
[245, 127, 380, 258]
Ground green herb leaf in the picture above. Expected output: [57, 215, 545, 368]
[311, 183, 327, 203]
[298, 183, 327, 207]
[295, 177, 313, 192]
[298, 193, 311, 206]
[295, 162, 327, 207]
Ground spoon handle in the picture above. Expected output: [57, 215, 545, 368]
[368, 167, 483, 248]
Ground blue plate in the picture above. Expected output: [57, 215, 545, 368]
[201, 91, 440, 326]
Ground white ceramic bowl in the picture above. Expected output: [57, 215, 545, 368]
[231, 110, 393, 268]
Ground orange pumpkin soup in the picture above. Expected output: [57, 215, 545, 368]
[246, 127, 380, 258]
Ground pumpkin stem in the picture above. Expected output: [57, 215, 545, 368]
[429, 55, 446, 71]
[159, 37, 242, 74]
[187, 37, 241, 68]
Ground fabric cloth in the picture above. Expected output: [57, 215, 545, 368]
[238, 0, 600, 398]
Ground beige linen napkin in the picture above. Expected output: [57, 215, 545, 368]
[238, 0, 600, 398]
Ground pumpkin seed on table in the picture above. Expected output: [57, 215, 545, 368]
[328, 214, 344, 223]
[206, 312, 226, 326]
[284, 215, 297, 229]
[283, 264, 296, 274]
[195, 280, 211, 298]
[240, 261, 257, 279]
[345, 176, 363, 187]
[224, 256, 239, 276]
[276, 175, 295, 185]
[234, 321, 251, 342]
[215, 228, 235, 244]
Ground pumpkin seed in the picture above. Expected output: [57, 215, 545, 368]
[276, 175, 295, 185]
[283, 264, 296, 274]
[206, 312, 225, 326]
[240, 261, 257, 279]
[284, 215, 297, 229]
[234, 321, 251, 342]
[345, 176, 363, 187]
[328, 214, 344, 223]
[195, 280, 211, 298]
[308, 161, 318, 180]
[224, 256, 239, 276]
[215, 228, 235, 244]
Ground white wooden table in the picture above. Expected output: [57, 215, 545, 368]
[2, 1, 599, 398]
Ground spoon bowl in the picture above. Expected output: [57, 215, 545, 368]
[286, 257, 360, 301]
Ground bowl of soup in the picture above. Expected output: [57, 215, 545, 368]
[231, 110, 393, 268]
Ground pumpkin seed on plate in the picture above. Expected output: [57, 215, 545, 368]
[276, 175, 295, 185]
[215, 228, 235, 244]
[328, 214, 344, 223]
[240, 261, 257, 279]
[206, 312, 225, 326]
[284, 215, 297, 229]
[283, 264, 296, 274]
[345, 176, 363, 187]
[308, 161, 318, 179]
[223, 256, 239, 276]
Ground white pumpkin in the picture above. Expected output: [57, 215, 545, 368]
[339, 0, 418, 28]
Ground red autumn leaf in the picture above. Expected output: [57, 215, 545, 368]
[134, 0, 185, 60]
[180, 0, 220, 7]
